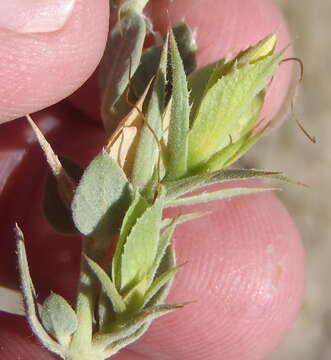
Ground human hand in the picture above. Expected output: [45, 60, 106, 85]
[0, 1, 304, 359]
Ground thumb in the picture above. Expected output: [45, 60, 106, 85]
[0, 0, 109, 123]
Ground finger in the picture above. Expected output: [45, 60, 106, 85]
[129, 186, 305, 360]
[0, 0, 109, 124]
[69, 0, 293, 126]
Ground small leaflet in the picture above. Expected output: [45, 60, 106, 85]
[120, 188, 165, 293]
[71, 154, 132, 239]
[166, 31, 190, 180]
[41, 293, 78, 345]
[188, 51, 283, 170]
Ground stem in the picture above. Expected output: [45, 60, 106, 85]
[67, 240, 98, 359]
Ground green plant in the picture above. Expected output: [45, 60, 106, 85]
[16, 2, 296, 359]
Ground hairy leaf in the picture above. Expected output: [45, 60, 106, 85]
[143, 264, 182, 307]
[85, 256, 126, 314]
[120, 188, 165, 292]
[188, 52, 283, 170]
[164, 168, 295, 201]
[167, 186, 276, 207]
[41, 293, 78, 345]
[166, 31, 190, 180]
[72, 154, 132, 239]
[16, 226, 63, 356]
[112, 192, 149, 289]
[131, 35, 168, 189]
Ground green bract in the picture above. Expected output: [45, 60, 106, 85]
[16, 7, 296, 360]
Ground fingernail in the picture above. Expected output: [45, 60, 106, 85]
[0, 0, 76, 34]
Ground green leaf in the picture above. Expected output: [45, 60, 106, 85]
[197, 93, 265, 172]
[85, 255, 126, 314]
[161, 211, 211, 228]
[112, 192, 149, 289]
[131, 34, 168, 190]
[188, 61, 221, 124]
[145, 246, 176, 307]
[143, 264, 182, 307]
[103, 322, 149, 358]
[100, 12, 146, 134]
[167, 186, 276, 207]
[120, 188, 166, 292]
[132, 21, 197, 100]
[164, 168, 294, 201]
[171, 20, 197, 75]
[238, 33, 277, 65]
[72, 153, 132, 240]
[148, 219, 176, 284]
[43, 157, 83, 234]
[188, 52, 283, 170]
[41, 293, 78, 345]
[96, 301, 185, 356]
[166, 30, 190, 180]
[15, 225, 63, 356]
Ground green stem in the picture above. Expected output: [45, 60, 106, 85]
[67, 240, 98, 359]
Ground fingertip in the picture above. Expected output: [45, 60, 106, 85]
[0, 0, 109, 123]
[130, 187, 304, 360]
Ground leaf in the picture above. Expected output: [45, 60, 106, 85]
[166, 30, 190, 180]
[238, 33, 277, 65]
[143, 264, 182, 307]
[112, 192, 149, 289]
[85, 255, 126, 314]
[41, 293, 78, 345]
[100, 12, 146, 134]
[132, 21, 197, 100]
[161, 211, 211, 228]
[43, 157, 83, 234]
[145, 246, 176, 307]
[120, 188, 166, 292]
[26, 115, 75, 208]
[188, 52, 283, 170]
[96, 301, 185, 356]
[188, 61, 221, 124]
[148, 220, 177, 284]
[197, 93, 265, 172]
[72, 154, 132, 239]
[167, 186, 277, 207]
[15, 225, 64, 356]
[164, 168, 296, 201]
[131, 34, 168, 189]
[171, 20, 197, 75]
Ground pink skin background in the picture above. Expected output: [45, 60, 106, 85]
[0, 1, 304, 359]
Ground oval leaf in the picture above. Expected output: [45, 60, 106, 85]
[72, 154, 132, 239]
[41, 293, 77, 344]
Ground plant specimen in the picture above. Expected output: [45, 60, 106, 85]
[15, 1, 298, 359]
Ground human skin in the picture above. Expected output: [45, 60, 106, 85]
[0, 1, 304, 360]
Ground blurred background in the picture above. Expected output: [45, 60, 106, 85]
[244, 1, 331, 359]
